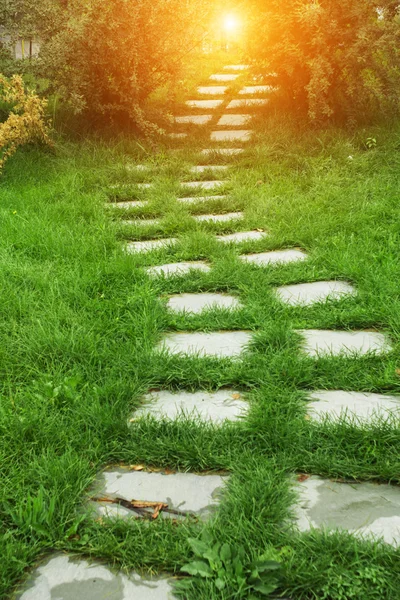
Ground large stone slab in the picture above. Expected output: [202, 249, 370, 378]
[210, 73, 239, 81]
[166, 293, 242, 314]
[177, 195, 227, 205]
[217, 114, 252, 127]
[298, 329, 392, 357]
[146, 261, 211, 278]
[16, 554, 175, 600]
[194, 212, 243, 223]
[227, 99, 269, 108]
[294, 476, 400, 546]
[306, 390, 400, 423]
[240, 249, 307, 266]
[239, 85, 275, 94]
[134, 389, 248, 423]
[186, 99, 223, 109]
[174, 115, 213, 125]
[211, 130, 252, 142]
[109, 200, 148, 209]
[275, 281, 356, 306]
[181, 180, 226, 190]
[217, 231, 267, 244]
[200, 148, 244, 156]
[158, 331, 252, 358]
[223, 64, 249, 70]
[126, 239, 177, 254]
[92, 468, 228, 520]
[189, 165, 229, 174]
[198, 86, 228, 95]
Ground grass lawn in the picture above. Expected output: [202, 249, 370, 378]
[1, 55, 400, 599]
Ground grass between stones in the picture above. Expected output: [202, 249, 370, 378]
[1, 60, 400, 599]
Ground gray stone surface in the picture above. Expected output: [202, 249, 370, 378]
[123, 218, 160, 227]
[190, 165, 229, 174]
[93, 468, 228, 520]
[200, 148, 244, 156]
[217, 231, 267, 244]
[306, 390, 400, 423]
[240, 249, 307, 266]
[276, 281, 356, 306]
[223, 64, 249, 70]
[134, 389, 248, 423]
[136, 183, 153, 190]
[166, 292, 242, 314]
[174, 115, 213, 125]
[294, 476, 400, 546]
[298, 329, 392, 357]
[217, 114, 252, 127]
[182, 180, 226, 190]
[186, 99, 223, 109]
[125, 164, 150, 172]
[197, 86, 228, 95]
[177, 195, 227, 205]
[146, 261, 211, 277]
[227, 99, 269, 108]
[16, 554, 175, 600]
[210, 73, 238, 81]
[239, 85, 275, 94]
[194, 212, 243, 223]
[211, 130, 252, 142]
[126, 239, 177, 254]
[167, 133, 188, 139]
[109, 200, 147, 209]
[158, 331, 252, 358]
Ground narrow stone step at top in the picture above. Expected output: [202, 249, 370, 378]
[294, 476, 400, 546]
[194, 212, 243, 223]
[167, 132, 188, 139]
[108, 182, 152, 190]
[126, 238, 177, 254]
[174, 115, 213, 125]
[186, 99, 224, 109]
[177, 194, 227, 205]
[108, 200, 147, 209]
[92, 468, 228, 520]
[217, 114, 252, 127]
[133, 389, 248, 423]
[210, 73, 239, 81]
[227, 99, 269, 108]
[15, 554, 175, 600]
[239, 85, 276, 95]
[306, 390, 400, 423]
[166, 292, 242, 314]
[217, 231, 267, 244]
[297, 329, 392, 357]
[211, 130, 252, 142]
[190, 165, 230, 174]
[158, 330, 252, 358]
[122, 218, 160, 227]
[146, 261, 211, 278]
[240, 249, 307, 266]
[200, 148, 244, 156]
[223, 64, 249, 70]
[198, 86, 228, 95]
[276, 281, 356, 306]
[181, 180, 227, 190]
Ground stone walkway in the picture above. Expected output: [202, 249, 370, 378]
[16, 65, 400, 599]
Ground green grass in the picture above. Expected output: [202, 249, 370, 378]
[1, 55, 400, 599]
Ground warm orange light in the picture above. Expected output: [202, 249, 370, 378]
[223, 14, 239, 32]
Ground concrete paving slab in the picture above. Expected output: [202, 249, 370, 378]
[166, 292, 242, 314]
[186, 99, 223, 109]
[136, 183, 153, 190]
[109, 200, 148, 209]
[93, 468, 228, 520]
[276, 281, 356, 306]
[298, 329, 392, 357]
[125, 164, 150, 172]
[16, 554, 175, 600]
[174, 115, 213, 125]
[217, 231, 267, 243]
[177, 195, 227, 205]
[182, 180, 226, 190]
[306, 390, 400, 423]
[200, 148, 244, 156]
[146, 261, 211, 278]
[126, 239, 177, 254]
[210, 73, 239, 81]
[134, 389, 248, 423]
[122, 218, 160, 227]
[194, 212, 243, 223]
[167, 133, 187, 139]
[239, 85, 275, 94]
[190, 165, 229, 174]
[227, 99, 269, 108]
[211, 130, 252, 142]
[197, 86, 228, 95]
[240, 249, 307, 266]
[223, 65, 249, 70]
[294, 476, 400, 546]
[217, 114, 252, 127]
[158, 331, 252, 358]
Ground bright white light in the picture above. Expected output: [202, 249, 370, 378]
[223, 14, 239, 32]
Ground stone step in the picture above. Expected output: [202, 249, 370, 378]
[294, 476, 400, 546]
[92, 468, 228, 520]
[275, 281, 356, 306]
[227, 99, 269, 108]
[133, 389, 248, 423]
[181, 180, 227, 190]
[166, 292, 242, 314]
[186, 99, 223, 109]
[167, 132, 188, 139]
[108, 200, 148, 209]
[197, 86, 228, 95]
[297, 329, 392, 357]
[122, 218, 160, 227]
[240, 249, 307, 266]
[158, 331, 252, 358]
[189, 165, 230, 174]
[194, 212, 243, 223]
[217, 114, 252, 127]
[146, 261, 211, 277]
[108, 182, 152, 190]
[211, 130, 252, 142]
[200, 148, 244, 156]
[217, 231, 267, 243]
[126, 238, 177, 254]
[210, 73, 239, 81]
[177, 194, 227, 205]
[239, 85, 276, 95]
[223, 64, 249, 70]
[174, 115, 213, 125]
[306, 390, 400, 423]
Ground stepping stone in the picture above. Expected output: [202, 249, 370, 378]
[306, 390, 400, 423]
[211, 130, 252, 142]
[210, 73, 239, 81]
[298, 329, 392, 357]
[158, 331, 252, 358]
[166, 292, 242, 314]
[294, 476, 400, 546]
[239, 85, 275, 94]
[146, 261, 211, 277]
[125, 163, 150, 172]
[197, 86, 228, 95]
[182, 180, 226, 190]
[190, 165, 229, 174]
[134, 389, 248, 423]
[223, 64, 249, 70]
[168, 132, 188, 139]
[122, 218, 160, 227]
[275, 281, 356, 306]
[200, 148, 244, 156]
[92, 468, 228, 520]
[137, 183, 153, 190]
[126, 238, 177, 254]
[227, 99, 269, 108]
[194, 212, 243, 223]
[186, 99, 223, 109]
[240, 249, 307, 266]
[177, 195, 227, 205]
[109, 200, 147, 209]
[15, 554, 175, 600]
[217, 231, 267, 244]
[174, 115, 213, 125]
[217, 114, 252, 127]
